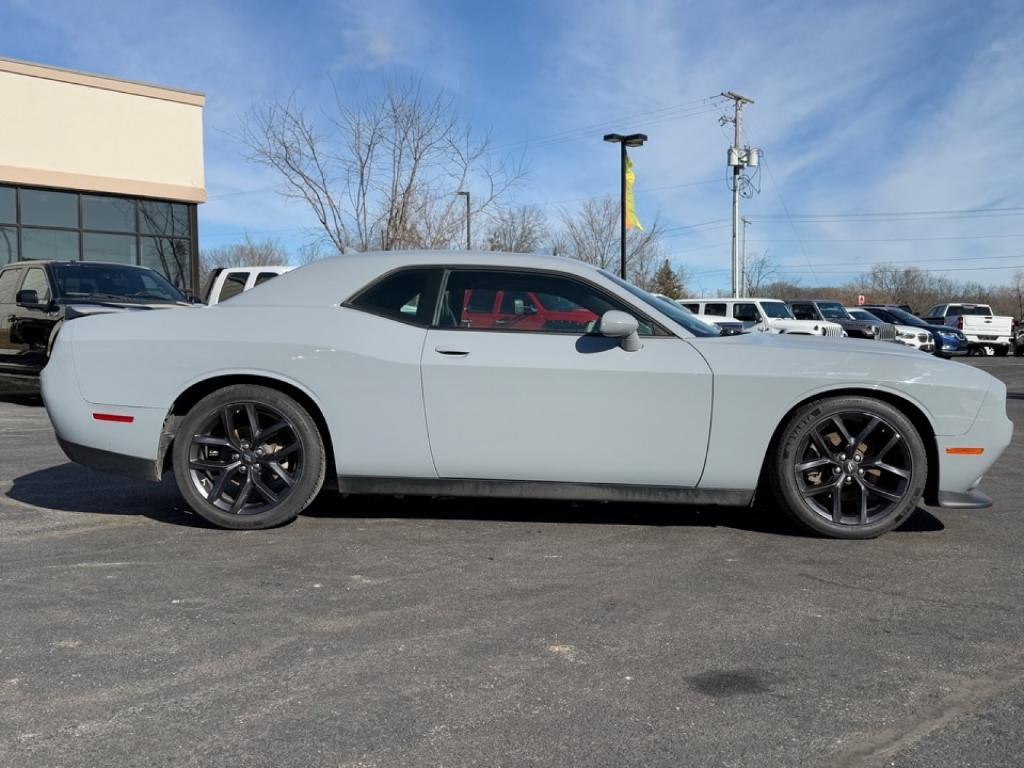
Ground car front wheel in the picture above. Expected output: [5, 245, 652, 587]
[768, 396, 928, 539]
[172, 384, 326, 529]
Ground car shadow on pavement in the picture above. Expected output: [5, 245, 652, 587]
[7, 463, 945, 536]
[302, 492, 945, 537]
[7, 462, 211, 528]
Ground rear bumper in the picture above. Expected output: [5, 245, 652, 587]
[57, 436, 162, 482]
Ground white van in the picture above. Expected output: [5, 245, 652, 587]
[677, 297, 846, 337]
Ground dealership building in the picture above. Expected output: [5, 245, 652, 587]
[0, 57, 205, 289]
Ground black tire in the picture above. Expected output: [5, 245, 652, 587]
[172, 384, 326, 530]
[768, 396, 928, 539]
[994, 346, 1009, 357]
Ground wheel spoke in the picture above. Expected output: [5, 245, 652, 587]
[221, 406, 240, 448]
[244, 404, 260, 442]
[809, 429, 835, 460]
[801, 482, 836, 498]
[262, 442, 299, 461]
[875, 432, 901, 463]
[251, 473, 279, 505]
[796, 457, 834, 472]
[866, 461, 911, 479]
[857, 480, 869, 524]
[266, 461, 295, 486]
[831, 481, 844, 522]
[207, 462, 241, 503]
[853, 416, 880, 450]
[192, 435, 233, 448]
[190, 457, 234, 471]
[256, 420, 288, 444]
[830, 416, 855, 448]
[230, 473, 255, 514]
[862, 480, 903, 503]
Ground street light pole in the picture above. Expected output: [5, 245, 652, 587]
[603, 133, 647, 280]
[457, 190, 470, 250]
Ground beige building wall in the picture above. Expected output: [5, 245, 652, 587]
[0, 58, 205, 203]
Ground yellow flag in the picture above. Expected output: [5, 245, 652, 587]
[625, 153, 643, 231]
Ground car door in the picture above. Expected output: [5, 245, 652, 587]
[421, 268, 713, 487]
[9, 267, 57, 375]
[789, 302, 819, 321]
[731, 301, 762, 328]
[0, 267, 24, 374]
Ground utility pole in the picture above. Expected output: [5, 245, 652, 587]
[741, 216, 750, 297]
[456, 190, 471, 249]
[721, 91, 754, 298]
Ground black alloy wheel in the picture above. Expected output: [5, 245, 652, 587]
[172, 385, 326, 529]
[769, 396, 928, 539]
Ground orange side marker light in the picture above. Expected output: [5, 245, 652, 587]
[945, 447, 984, 455]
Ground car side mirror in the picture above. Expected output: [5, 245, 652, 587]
[600, 310, 641, 352]
[16, 289, 43, 309]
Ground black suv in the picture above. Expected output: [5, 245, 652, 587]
[787, 299, 896, 340]
[0, 260, 191, 384]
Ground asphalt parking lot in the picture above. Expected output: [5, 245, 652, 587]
[1, 358, 1022, 768]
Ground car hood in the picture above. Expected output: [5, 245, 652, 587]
[63, 300, 194, 319]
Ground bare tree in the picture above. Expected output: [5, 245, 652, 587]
[742, 251, 780, 295]
[556, 197, 663, 287]
[244, 80, 523, 253]
[199, 235, 289, 286]
[485, 205, 548, 252]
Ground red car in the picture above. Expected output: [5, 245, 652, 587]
[461, 289, 597, 332]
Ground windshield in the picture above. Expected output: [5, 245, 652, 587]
[600, 271, 721, 337]
[52, 263, 185, 303]
[761, 301, 793, 319]
[848, 309, 879, 322]
[818, 302, 852, 320]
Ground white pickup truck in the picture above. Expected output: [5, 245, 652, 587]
[922, 303, 1014, 356]
[204, 266, 295, 305]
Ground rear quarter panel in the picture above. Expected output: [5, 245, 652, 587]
[68, 304, 437, 478]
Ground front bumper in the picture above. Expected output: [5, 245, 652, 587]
[933, 381, 1013, 508]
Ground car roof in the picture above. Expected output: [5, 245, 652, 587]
[226, 250, 611, 308]
[679, 297, 785, 302]
[217, 266, 294, 274]
[1, 260, 151, 270]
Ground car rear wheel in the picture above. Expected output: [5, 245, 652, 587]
[768, 396, 928, 539]
[172, 384, 326, 529]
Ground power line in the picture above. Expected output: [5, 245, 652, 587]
[748, 205, 1024, 222]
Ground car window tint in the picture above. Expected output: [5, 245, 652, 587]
[465, 289, 497, 314]
[791, 303, 816, 320]
[22, 268, 51, 303]
[218, 273, 249, 302]
[0, 268, 21, 303]
[733, 302, 761, 322]
[704, 303, 726, 317]
[680, 303, 700, 313]
[440, 270, 654, 335]
[350, 268, 437, 326]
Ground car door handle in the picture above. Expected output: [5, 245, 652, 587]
[435, 346, 469, 357]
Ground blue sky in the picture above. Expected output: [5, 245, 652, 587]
[2, 0, 1023, 293]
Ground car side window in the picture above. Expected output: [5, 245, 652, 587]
[439, 269, 659, 336]
[348, 267, 440, 327]
[791, 303, 816, 320]
[733, 302, 761, 322]
[22, 268, 51, 303]
[0, 268, 21, 304]
[704, 303, 727, 317]
[218, 273, 248, 302]
[680, 303, 700, 313]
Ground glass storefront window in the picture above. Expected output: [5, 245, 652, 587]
[84, 232, 137, 264]
[0, 186, 15, 224]
[0, 226, 16, 264]
[1, 185, 195, 287]
[20, 189, 78, 228]
[83, 195, 136, 233]
[21, 228, 80, 260]
[141, 236, 192, 289]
